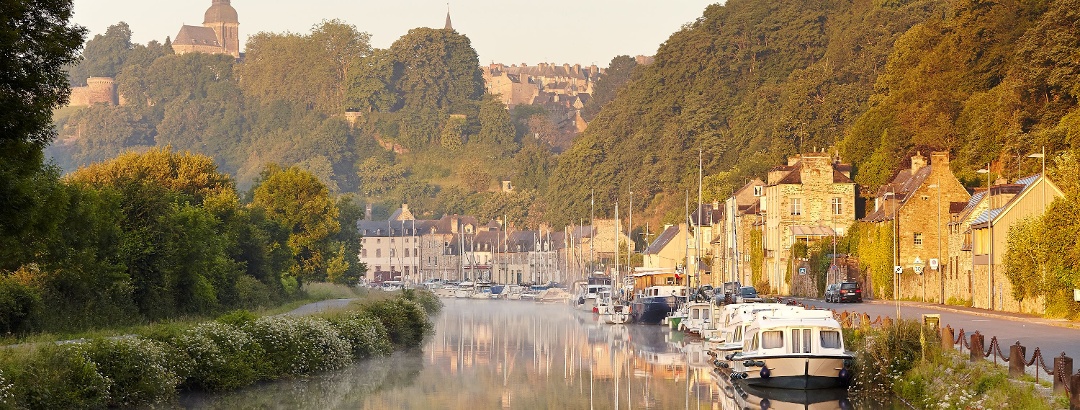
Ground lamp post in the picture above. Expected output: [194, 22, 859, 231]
[885, 191, 899, 320]
[976, 165, 991, 310]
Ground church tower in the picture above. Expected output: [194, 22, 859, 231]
[203, 0, 239, 57]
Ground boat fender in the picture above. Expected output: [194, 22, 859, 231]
[760, 398, 771, 410]
[758, 366, 771, 379]
[838, 368, 851, 381]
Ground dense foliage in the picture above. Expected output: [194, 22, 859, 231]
[0, 294, 438, 407]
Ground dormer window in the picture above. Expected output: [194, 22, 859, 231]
[754, 186, 763, 197]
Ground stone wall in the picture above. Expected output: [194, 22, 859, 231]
[68, 77, 118, 106]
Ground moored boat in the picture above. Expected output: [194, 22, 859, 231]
[725, 309, 853, 389]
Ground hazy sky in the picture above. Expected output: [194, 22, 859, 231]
[71, 0, 721, 67]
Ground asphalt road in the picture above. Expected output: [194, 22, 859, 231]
[791, 297, 1080, 370]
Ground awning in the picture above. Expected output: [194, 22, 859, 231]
[791, 225, 836, 237]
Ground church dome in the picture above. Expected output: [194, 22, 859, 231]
[203, 0, 238, 24]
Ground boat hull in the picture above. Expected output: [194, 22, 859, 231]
[730, 355, 851, 389]
[631, 296, 678, 325]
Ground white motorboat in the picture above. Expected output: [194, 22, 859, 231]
[725, 309, 853, 389]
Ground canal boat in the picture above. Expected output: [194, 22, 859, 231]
[726, 309, 853, 389]
[712, 303, 803, 351]
[470, 282, 494, 299]
[454, 281, 475, 298]
[629, 268, 689, 325]
[678, 301, 719, 335]
[572, 280, 612, 311]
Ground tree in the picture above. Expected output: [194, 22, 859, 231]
[581, 55, 638, 122]
[1, 0, 85, 270]
[250, 165, 341, 284]
[477, 94, 515, 149]
[67, 22, 132, 85]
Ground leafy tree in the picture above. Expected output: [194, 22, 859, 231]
[581, 55, 638, 122]
[440, 115, 466, 149]
[250, 165, 341, 284]
[67, 22, 132, 85]
[477, 94, 515, 148]
[1, 0, 85, 270]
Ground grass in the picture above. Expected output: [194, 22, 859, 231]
[0, 283, 370, 348]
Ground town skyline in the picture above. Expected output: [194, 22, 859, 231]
[71, 0, 722, 67]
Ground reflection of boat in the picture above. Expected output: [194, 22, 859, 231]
[629, 269, 688, 325]
[726, 309, 853, 389]
[713, 367, 851, 409]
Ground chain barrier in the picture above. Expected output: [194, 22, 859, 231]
[988, 337, 1008, 363]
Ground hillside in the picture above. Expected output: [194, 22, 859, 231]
[546, 0, 1080, 227]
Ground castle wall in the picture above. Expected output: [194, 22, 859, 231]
[68, 77, 118, 107]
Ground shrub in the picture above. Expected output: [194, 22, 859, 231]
[11, 345, 111, 409]
[80, 337, 181, 406]
[896, 351, 1054, 409]
[361, 298, 432, 349]
[328, 311, 393, 359]
[173, 322, 264, 391]
[401, 288, 442, 314]
[0, 368, 13, 406]
[235, 275, 273, 309]
[245, 315, 352, 378]
[0, 274, 41, 335]
[217, 309, 258, 327]
[845, 318, 926, 396]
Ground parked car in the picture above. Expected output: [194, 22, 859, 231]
[735, 286, 763, 303]
[836, 281, 863, 303]
[824, 283, 841, 302]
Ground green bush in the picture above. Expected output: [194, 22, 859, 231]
[80, 337, 181, 406]
[361, 298, 432, 349]
[244, 315, 352, 378]
[173, 322, 265, 391]
[401, 288, 442, 314]
[328, 311, 393, 359]
[10, 345, 111, 409]
[0, 275, 41, 335]
[234, 276, 273, 309]
[216, 309, 258, 327]
[896, 351, 1054, 409]
[845, 318, 925, 396]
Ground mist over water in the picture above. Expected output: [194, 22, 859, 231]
[180, 299, 853, 409]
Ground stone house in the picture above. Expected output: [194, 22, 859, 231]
[642, 224, 689, 274]
[356, 204, 427, 283]
[690, 203, 724, 286]
[969, 174, 1064, 312]
[945, 191, 989, 305]
[862, 152, 970, 302]
[759, 153, 856, 295]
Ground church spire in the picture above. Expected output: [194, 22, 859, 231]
[444, 3, 453, 30]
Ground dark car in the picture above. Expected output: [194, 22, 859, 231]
[836, 281, 862, 303]
[735, 286, 763, 303]
[824, 283, 841, 302]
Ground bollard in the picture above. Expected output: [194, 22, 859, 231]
[970, 332, 984, 362]
[1056, 353, 1073, 395]
[941, 326, 954, 350]
[1009, 342, 1026, 378]
[1071, 371, 1080, 410]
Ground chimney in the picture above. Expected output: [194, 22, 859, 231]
[364, 202, 373, 221]
[931, 151, 949, 167]
[787, 155, 801, 166]
[911, 152, 927, 173]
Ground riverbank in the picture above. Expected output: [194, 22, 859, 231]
[845, 319, 1067, 409]
[0, 289, 441, 408]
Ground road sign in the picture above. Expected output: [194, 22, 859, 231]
[894, 265, 903, 275]
[913, 256, 923, 265]
[930, 258, 939, 270]
[798, 267, 807, 276]
[913, 265, 924, 275]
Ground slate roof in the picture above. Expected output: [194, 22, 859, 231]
[690, 203, 723, 226]
[643, 225, 680, 255]
[356, 219, 433, 236]
[175, 25, 220, 47]
[862, 164, 934, 222]
[772, 162, 854, 185]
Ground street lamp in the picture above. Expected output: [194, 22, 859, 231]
[976, 165, 992, 310]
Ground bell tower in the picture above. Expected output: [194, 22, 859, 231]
[203, 0, 240, 57]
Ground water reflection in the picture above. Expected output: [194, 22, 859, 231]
[180, 299, 856, 409]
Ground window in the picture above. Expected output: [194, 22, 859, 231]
[390, 249, 395, 257]
[376, 238, 381, 244]
[914, 232, 924, 247]
[790, 198, 802, 216]
[790, 328, 812, 353]
[821, 331, 841, 349]
[375, 249, 381, 258]
[362, 249, 367, 258]
[754, 186, 763, 197]
[762, 331, 784, 349]
[404, 248, 409, 258]
[832, 197, 842, 215]
[375, 265, 381, 272]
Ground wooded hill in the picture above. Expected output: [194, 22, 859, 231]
[51, 0, 1080, 228]
[547, 0, 1080, 226]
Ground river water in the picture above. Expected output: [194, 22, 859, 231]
[181, 298, 860, 409]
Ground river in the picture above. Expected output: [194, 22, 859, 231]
[180, 298, 863, 409]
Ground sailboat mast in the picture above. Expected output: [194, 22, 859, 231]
[697, 149, 703, 289]
[614, 201, 619, 297]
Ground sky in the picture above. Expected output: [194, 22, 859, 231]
[71, 0, 722, 67]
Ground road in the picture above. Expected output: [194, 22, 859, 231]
[791, 297, 1080, 369]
